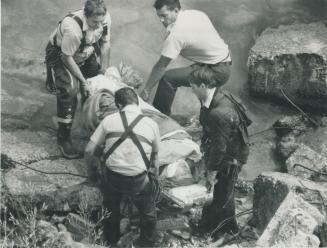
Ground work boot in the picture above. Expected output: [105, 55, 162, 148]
[57, 123, 82, 159]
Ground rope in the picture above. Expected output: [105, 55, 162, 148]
[210, 209, 253, 237]
[280, 88, 319, 127]
[11, 160, 88, 178]
[293, 163, 327, 177]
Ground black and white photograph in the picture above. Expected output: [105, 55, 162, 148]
[1, 0, 327, 247]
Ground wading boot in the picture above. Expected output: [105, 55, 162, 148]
[57, 123, 82, 159]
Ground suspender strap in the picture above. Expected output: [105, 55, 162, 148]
[105, 132, 152, 146]
[54, 12, 86, 51]
[103, 113, 144, 161]
[120, 112, 152, 170]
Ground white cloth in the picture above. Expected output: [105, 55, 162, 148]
[161, 10, 230, 64]
[86, 67, 202, 166]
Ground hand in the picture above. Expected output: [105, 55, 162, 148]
[205, 171, 217, 193]
[99, 68, 107, 75]
[80, 83, 91, 102]
[140, 89, 149, 101]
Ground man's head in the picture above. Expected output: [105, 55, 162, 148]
[154, 0, 181, 28]
[84, 0, 107, 29]
[188, 66, 227, 101]
[114, 87, 139, 110]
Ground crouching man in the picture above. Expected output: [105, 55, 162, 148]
[84, 87, 162, 247]
[45, 0, 111, 158]
[188, 66, 251, 238]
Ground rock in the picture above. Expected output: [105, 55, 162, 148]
[157, 216, 189, 231]
[276, 133, 299, 159]
[269, 233, 320, 248]
[1, 130, 60, 168]
[257, 192, 324, 247]
[65, 213, 95, 241]
[1, 118, 31, 131]
[248, 22, 327, 113]
[3, 158, 102, 212]
[273, 115, 312, 136]
[36, 220, 58, 243]
[1, 89, 46, 121]
[253, 172, 327, 232]
[286, 144, 327, 181]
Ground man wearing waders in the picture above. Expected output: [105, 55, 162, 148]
[85, 87, 163, 247]
[188, 66, 251, 239]
[45, 0, 111, 158]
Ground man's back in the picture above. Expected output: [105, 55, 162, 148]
[162, 10, 230, 64]
[90, 105, 160, 176]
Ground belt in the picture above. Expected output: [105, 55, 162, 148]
[106, 167, 147, 179]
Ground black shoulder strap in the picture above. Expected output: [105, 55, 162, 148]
[57, 13, 86, 51]
[120, 112, 152, 170]
[103, 113, 144, 161]
[223, 92, 251, 145]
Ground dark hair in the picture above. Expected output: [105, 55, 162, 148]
[114, 87, 139, 108]
[188, 65, 230, 89]
[84, 0, 107, 18]
[153, 0, 181, 10]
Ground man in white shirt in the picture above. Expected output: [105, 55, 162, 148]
[139, 0, 231, 116]
[85, 87, 162, 247]
[45, 0, 111, 158]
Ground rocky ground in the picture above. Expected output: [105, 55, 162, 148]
[1, 0, 327, 247]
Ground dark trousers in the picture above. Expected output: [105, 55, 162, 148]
[200, 163, 240, 235]
[153, 62, 231, 115]
[45, 42, 100, 124]
[101, 169, 157, 245]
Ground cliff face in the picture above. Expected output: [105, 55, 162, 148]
[248, 22, 327, 113]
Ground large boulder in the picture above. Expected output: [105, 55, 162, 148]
[253, 172, 327, 232]
[3, 158, 102, 212]
[248, 22, 327, 113]
[286, 144, 327, 181]
[257, 192, 324, 248]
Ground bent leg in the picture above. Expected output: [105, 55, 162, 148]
[153, 65, 194, 115]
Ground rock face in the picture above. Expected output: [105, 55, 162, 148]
[248, 22, 327, 112]
[253, 172, 327, 232]
[3, 158, 102, 212]
[257, 192, 324, 248]
[1, 130, 60, 168]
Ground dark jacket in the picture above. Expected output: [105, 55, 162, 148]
[200, 89, 250, 171]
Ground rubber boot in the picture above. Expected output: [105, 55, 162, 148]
[57, 122, 82, 159]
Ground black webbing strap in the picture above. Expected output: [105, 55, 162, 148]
[54, 12, 86, 51]
[223, 93, 251, 145]
[120, 112, 152, 170]
[103, 113, 144, 162]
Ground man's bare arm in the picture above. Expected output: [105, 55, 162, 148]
[138, 55, 172, 99]
[61, 54, 87, 86]
[100, 40, 110, 72]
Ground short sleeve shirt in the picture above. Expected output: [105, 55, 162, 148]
[161, 10, 230, 64]
[49, 9, 111, 56]
[90, 105, 160, 176]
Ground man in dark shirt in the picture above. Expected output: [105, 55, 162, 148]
[188, 65, 250, 237]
